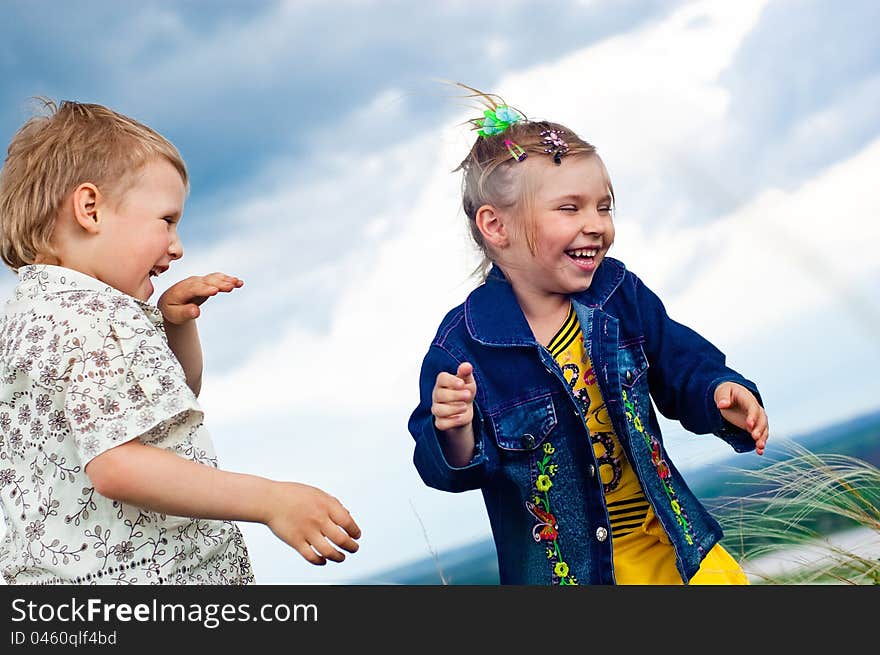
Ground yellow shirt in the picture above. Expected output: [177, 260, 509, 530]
[547, 305, 747, 585]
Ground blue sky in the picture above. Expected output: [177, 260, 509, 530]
[1, 0, 879, 584]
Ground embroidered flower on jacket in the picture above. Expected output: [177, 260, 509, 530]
[622, 390, 696, 546]
[527, 439, 578, 585]
[536, 474, 553, 492]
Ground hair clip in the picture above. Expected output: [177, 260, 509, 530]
[540, 129, 569, 165]
[475, 105, 524, 137]
[504, 138, 527, 162]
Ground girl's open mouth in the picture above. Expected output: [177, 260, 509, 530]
[565, 247, 600, 270]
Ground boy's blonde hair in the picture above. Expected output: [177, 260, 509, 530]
[0, 99, 189, 271]
[454, 85, 614, 279]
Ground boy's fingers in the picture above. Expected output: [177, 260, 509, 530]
[295, 543, 326, 566]
[328, 505, 362, 541]
[309, 535, 345, 563]
[324, 521, 360, 553]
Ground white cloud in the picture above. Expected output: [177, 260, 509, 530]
[186, 0, 880, 583]
[198, 0, 778, 421]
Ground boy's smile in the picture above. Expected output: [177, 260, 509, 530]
[90, 158, 186, 301]
[499, 154, 615, 300]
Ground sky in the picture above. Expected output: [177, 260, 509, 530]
[1, 0, 879, 584]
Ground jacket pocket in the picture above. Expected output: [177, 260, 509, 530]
[619, 342, 649, 388]
[488, 393, 557, 452]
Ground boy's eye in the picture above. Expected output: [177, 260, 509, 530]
[599, 205, 613, 214]
[162, 216, 175, 224]
[559, 205, 577, 212]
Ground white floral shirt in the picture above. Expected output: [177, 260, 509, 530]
[0, 265, 254, 584]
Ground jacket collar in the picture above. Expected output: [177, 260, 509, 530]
[464, 257, 626, 347]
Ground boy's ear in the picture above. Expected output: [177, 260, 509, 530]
[71, 183, 101, 234]
[475, 204, 509, 249]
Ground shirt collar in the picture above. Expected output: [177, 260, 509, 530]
[16, 264, 164, 328]
[465, 257, 626, 347]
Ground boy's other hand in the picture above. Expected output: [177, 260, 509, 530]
[265, 482, 362, 566]
[714, 382, 769, 455]
[432, 362, 477, 432]
[158, 272, 243, 325]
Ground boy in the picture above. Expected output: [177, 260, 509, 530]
[0, 100, 360, 584]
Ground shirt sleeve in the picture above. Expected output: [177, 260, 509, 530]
[63, 311, 203, 465]
[633, 273, 763, 452]
[408, 344, 489, 492]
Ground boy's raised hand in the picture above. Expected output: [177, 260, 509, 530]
[265, 482, 362, 566]
[158, 272, 243, 324]
[714, 382, 769, 455]
[432, 362, 477, 432]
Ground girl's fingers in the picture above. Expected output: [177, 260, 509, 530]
[435, 414, 470, 431]
[432, 402, 470, 418]
[435, 371, 465, 389]
[433, 387, 472, 404]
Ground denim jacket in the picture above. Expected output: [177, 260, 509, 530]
[408, 258, 762, 584]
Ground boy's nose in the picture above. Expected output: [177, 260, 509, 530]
[168, 234, 183, 260]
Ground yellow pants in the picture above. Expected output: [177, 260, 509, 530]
[612, 506, 749, 585]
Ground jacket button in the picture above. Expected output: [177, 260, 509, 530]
[595, 526, 608, 542]
[522, 433, 536, 449]
[625, 370, 633, 383]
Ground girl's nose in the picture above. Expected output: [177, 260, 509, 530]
[581, 210, 607, 235]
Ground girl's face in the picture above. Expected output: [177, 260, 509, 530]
[497, 154, 615, 299]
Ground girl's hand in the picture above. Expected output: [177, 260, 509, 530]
[158, 272, 243, 325]
[431, 362, 477, 432]
[714, 382, 769, 455]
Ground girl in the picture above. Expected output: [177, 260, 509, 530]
[408, 88, 769, 585]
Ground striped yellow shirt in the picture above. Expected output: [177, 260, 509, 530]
[547, 305, 649, 539]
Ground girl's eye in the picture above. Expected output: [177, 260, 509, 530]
[162, 216, 175, 224]
[598, 206, 613, 214]
[559, 205, 577, 212]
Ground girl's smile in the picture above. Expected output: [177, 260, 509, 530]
[497, 153, 615, 301]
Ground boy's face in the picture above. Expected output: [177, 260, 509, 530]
[500, 154, 615, 297]
[92, 158, 185, 301]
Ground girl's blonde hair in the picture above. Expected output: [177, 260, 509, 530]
[454, 85, 613, 279]
[0, 99, 189, 271]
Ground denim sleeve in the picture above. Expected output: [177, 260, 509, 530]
[408, 344, 489, 492]
[634, 275, 763, 452]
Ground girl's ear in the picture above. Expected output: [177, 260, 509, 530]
[475, 204, 509, 249]
[71, 183, 101, 234]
